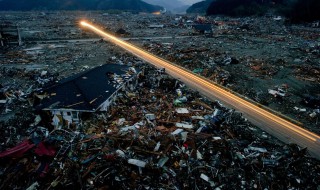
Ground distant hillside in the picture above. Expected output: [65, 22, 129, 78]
[186, 0, 214, 14]
[0, 0, 163, 12]
[206, 0, 320, 22]
[286, 0, 320, 22]
[206, 0, 279, 17]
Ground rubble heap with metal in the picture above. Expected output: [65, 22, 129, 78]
[0, 65, 320, 189]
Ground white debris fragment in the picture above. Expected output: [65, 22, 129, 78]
[197, 150, 203, 160]
[157, 157, 169, 167]
[176, 108, 189, 114]
[41, 71, 48, 76]
[200, 173, 210, 181]
[26, 182, 39, 190]
[273, 16, 282, 21]
[176, 89, 182, 97]
[196, 126, 203, 133]
[236, 152, 246, 159]
[171, 129, 184, 135]
[294, 107, 307, 112]
[154, 142, 161, 152]
[116, 150, 126, 158]
[119, 126, 136, 133]
[33, 115, 42, 126]
[268, 89, 286, 97]
[175, 122, 193, 129]
[128, 159, 146, 167]
[129, 67, 137, 73]
[145, 113, 156, 121]
[200, 173, 215, 187]
[5, 108, 12, 113]
[213, 109, 221, 116]
[309, 112, 317, 118]
[181, 132, 188, 142]
[248, 146, 268, 153]
[191, 116, 205, 120]
[117, 118, 126, 126]
[213, 137, 222, 140]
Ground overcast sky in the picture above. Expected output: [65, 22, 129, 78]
[182, 0, 203, 5]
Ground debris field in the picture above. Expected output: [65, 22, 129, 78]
[0, 11, 320, 190]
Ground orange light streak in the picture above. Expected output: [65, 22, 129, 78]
[80, 21, 320, 142]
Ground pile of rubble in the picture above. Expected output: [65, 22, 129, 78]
[0, 65, 319, 189]
[294, 64, 320, 83]
[143, 42, 234, 86]
[0, 67, 58, 117]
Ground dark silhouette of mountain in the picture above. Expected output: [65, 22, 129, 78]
[286, 0, 320, 22]
[0, 0, 163, 12]
[186, 0, 214, 13]
[206, 0, 320, 22]
[206, 0, 284, 16]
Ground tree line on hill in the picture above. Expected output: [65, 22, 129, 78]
[188, 0, 320, 22]
[0, 0, 163, 13]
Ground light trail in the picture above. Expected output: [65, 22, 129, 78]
[80, 21, 320, 147]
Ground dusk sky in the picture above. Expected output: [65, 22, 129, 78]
[182, 0, 202, 5]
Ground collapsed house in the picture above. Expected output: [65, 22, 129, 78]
[35, 64, 141, 127]
[0, 24, 21, 48]
[116, 28, 130, 36]
[192, 24, 213, 35]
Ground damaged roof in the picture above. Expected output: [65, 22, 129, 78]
[37, 64, 139, 112]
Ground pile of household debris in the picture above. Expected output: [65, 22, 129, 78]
[0, 65, 319, 190]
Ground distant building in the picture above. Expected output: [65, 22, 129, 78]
[35, 64, 141, 128]
[311, 21, 319, 28]
[116, 28, 130, 36]
[192, 24, 213, 35]
[0, 24, 21, 48]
